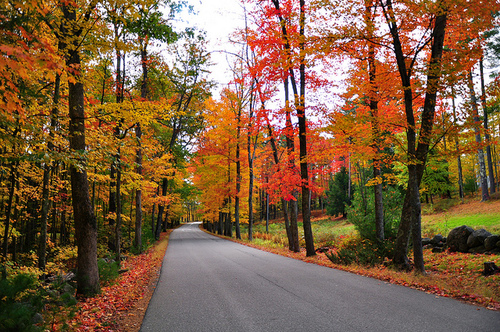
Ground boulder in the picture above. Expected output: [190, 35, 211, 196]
[431, 234, 445, 246]
[447, 225, 474, 253]
[422, 237, 432, 246]
[497, 240, 500, 249]
[467, 228, 492, 248]
[484, 235, 500, 251]
[469, 245, 487, 254]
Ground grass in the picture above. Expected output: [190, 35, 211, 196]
[422, 196, 500, 236]
[216, 197, 500, 310]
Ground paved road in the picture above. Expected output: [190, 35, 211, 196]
[140, 222, 500, 332]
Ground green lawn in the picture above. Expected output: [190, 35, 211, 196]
[422, 213, 500, 236]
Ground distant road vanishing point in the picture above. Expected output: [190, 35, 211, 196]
[140, 222, 500, 332]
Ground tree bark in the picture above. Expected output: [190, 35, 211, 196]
[479, 57, 495, 194]
[365, 1, 384, 241]
[62, 2, 100, 296]
[452, 91, 465, 201]
[247, 87, 256, 241]
[384, 0, 448, 273]
[266, 121, 294, 251]
[115, 150, 122, 263]
[286, 110, 300, 252]
[297, 0, 315, 256]
[468, 70, 489, 201]
[135, 124, 143, 251]
[235, 107, 242, 239]
[2, 163, 17, 268]
[38, 165, 50, 271]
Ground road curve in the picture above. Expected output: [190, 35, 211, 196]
[140, 222, 500, 332]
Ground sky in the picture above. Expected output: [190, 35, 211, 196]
[178, 0, 246, 96]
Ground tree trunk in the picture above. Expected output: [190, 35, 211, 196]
[115, 152, 122, 264]
[365, 2, 384, 241]
[134, 123, 143, 252]
[452, 92, 465, 201]
[266, 121, 294, 251]
[63, 3, 99, 296]
[247, 90, 256, 241]
[479, 57, 495, 194]
[468, 70, 490, 201]
[266, 191, 270, 233]
[386, 0, 447, 273]
[39, 72, 61, 270]
[155, 179, 167, 240]
[295, 0, 315, 257]
[235, 109, 242, 239]
[2, 163, 17, 269]
[38, 165, 50, 271]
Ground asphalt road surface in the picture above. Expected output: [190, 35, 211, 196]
[140, 222, 500, 332]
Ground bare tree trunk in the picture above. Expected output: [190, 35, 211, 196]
[469, 70, 489, 201]
[235, 107, 242, 239]
[38, 166, 50, 271]
[285, 81, 300, 252]
[247, 91, 256, 241]
[2, 163, 17, 271]
[39, 72, 61, 271]
[452, 91, 465, 201]
[115, 150, 122, 264]
[479, 57, 495, 194]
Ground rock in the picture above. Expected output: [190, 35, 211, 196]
[432, 247, 445, 253]
[468, 245, 487, 254]
[431, 234, 444, 246]
[447, 225, 474, 253]
[32, 313, 43, 324]
[63, 271, 76, 282]
[316, 247, 330, 253]
[487, 248, 500, 255]
[422, 237, 431, 246]
[497, 240, 500, 249]
[482, 262, 499, 276]
[484, 235, 500, 251]
[467, 228, 492, 248]
[62, 283, 75, 295]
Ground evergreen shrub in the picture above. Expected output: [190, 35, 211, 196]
[346, 186, 403, 241]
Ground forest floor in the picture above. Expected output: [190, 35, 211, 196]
[77, 196, 499, 331]
[65, 231, 173, 331]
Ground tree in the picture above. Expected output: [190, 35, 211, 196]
[126, 0, 179, 247]
[379, 0, 448, 273]
[468, 69, 490, 201]
[59, 0, 100, 295]
[325, 166, 350, 218]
